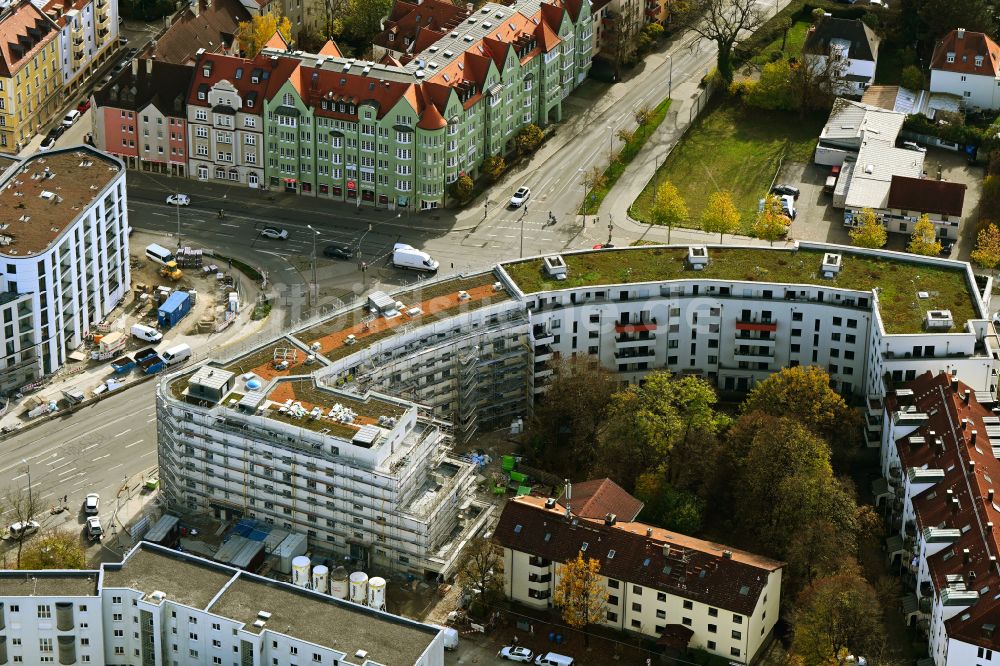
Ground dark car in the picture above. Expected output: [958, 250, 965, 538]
[323, 243, 353, 260]
[939, 239, 955, 256]
[771, 184, 800, 199]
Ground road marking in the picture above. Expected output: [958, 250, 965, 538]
[73, 478, 89, 487]
[114, 429, 132, 438]
[82, 443, 100, 452]
[141, 450, 156, 458]
[58, 467, 78, 477]
[221, 223, 239, 228]
[146, 417, 156, 423]
[125, 440, 143, 448]
[151, 212, 167, 217]
[40, 492, 53, 500]
[46, 457, 65, 466]
[109, 464, 123, 471]
[11, 473, 25, 481]
[92, 454, 111, 461]
[51, 461, 74, 472]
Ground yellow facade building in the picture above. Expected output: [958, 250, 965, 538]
[0, 1, 60, 151]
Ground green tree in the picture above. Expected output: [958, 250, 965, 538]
[457, 537, 504, 617]
[634, 103, 654, 127]
[679, 0, 766, 83]
[650, 180, 688, 242]
[753, 194, 788, 245]
[342, 0, 393, 45]
[907, 214, 942, 256]
[746, 60, 795, 110]
[553, 551, 606, 647]
[20, 531, 86, 570]
[971, 222, 1000, 274]
[482, 155, 505, 182]
[917, 0, 995, 42]
[634, 472, 703, 533]
[777, 16, 794, 51]
[900, 65, 925, 90]
[515, 124, 544, 155]
[848, 208, 887, 248]
[701, 190, 741, 242]
[449, 173, 474, 203]
[236, 13, 293, 57]
[792, 569, 885, 665]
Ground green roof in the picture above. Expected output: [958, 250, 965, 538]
[501, 247, 980, 335]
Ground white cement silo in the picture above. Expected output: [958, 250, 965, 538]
[330, 566, 349, 599]
[349, 571, 369, 604]
[367, 576, 386, 611]
[312, 564, 329, 594]
[291, 556, 311, 588]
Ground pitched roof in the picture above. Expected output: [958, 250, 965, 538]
[93, 59, 195, 117]
[931, 29, 1000, 76]
[372, 0, 471, 61]
[318, 39, 342, 58]
[0, 1, 57, 77]
[150, 0, 249, 66]
[887, 175, 967, 217]
[494, 496, 782, 616]
[557, 478, 645, 521]
[803, 17, 879, 62]
[187, 51, 299, 114]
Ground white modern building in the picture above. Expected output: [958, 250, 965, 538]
[930, 28, 1000, 110]
[0, 541, 445, 666]
[0, 146, 130, 395]
[803, 17, 879, 97]
[43, 0, 120, 94]
[493, 494, 784, 665]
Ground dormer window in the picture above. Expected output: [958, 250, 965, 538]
[198, 91, 205, 100]
[246, 99, 253, 108]
[282, 92, 294, 106]
[947, 52, 955, 63]
[203, 67, 210, 77]
[388, 32, 394, 42]
[976, 55, 984, 67]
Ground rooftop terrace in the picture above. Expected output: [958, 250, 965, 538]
[0, 147, 122, 257]
[501, 246, 980, 335]
[210, 576, 437, 664]
[0, 572, 98, 597]
[102, 548, 235, 609]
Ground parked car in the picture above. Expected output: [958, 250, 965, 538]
[758, 195, 796, 220]
[86, 516, 103, 541]
[771, 184, 800, 199]
[939, 239, 955, 256]
[509, 186, 531, 208]
[39, 132, 58, 151]
[166, 194, 190, 206]
[84, 493, 100, 515]
[824, 165, 841, 194]
[62, 109, 81, 127]
[498, 646, 534, 662]
[8, 520, 40, 539]
[260, 227, 289, 240]
[76, 100, 91, 113]
[901, 141, 926, 152]
[323, 242, 352, 260]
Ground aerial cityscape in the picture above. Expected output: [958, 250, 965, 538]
[0, 0, 998, 664]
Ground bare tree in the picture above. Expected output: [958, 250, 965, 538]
[680, 0, 767, 83]
[457, 537, 505, 616]
[4, 479, 40, 568]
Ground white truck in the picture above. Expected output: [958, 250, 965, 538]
[131, 323, 162, 343]
[392, 243, 439, 273]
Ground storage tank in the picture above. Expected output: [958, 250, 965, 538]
[349, 571, 369, 604]
[330, 567, 349, 599]
[291, 556, 311, 588]
[368, 576, 386, 611]
[312, 565, 329, 594]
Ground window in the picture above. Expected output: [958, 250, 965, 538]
[608, 579, 620, 589]
[708, 607, 718, 617]
[631, 602, 642, 612]
[682, 617, 692, 626]
[733, 614, 743, 624]
[608, 595, 619, 606]
[732, 630, 742, 640]
[708, 624, 717, 633]
[37, 605, 51, 618]
[683, 600, 693, 610]
[707, 641, 716, 650]
[731, 648, 741, 657]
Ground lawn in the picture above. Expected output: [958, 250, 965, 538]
[628, 100, 825, 232]
[752, 21, 811, 66]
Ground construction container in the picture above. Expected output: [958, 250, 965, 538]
[158, 291, 192, 329]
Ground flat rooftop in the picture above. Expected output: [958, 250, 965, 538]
[0, 572, 98, 597]
[0, 147, 122, 257]
[501, 246, 980, 335]
[210, 576, 437, 664]
[102, 547, 235, 609]
[259, 378, 408, 438]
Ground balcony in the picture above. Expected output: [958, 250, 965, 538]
[614, 348, 655, 360]
[735, 319, 776, 332]
[615, 318, 656, 333]
[616, 333, 655, 346]
[733, 346, 774, 360]
[535, 345, 553, 362]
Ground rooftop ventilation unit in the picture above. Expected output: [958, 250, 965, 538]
[821, 252, 842, 278]
[543, 255, 567, 280]
[925, 309, 954, 330]
[687, 246, 709, 270]
[149, 591, 167, 602]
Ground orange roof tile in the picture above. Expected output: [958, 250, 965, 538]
[0, 2, 57, 77]
[931, 29, 1000, 76]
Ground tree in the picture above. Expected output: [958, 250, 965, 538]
[650, 180, 688, 243]
[3, 482, 40, 568]
[342, 0, 394, 46]
[583, 166, 608, 201]
[700, 190, 741, 242]
[679, 0, 767, 83]
[515, 123, 544, 155]
[900, 64, 924, 90]
[638, 22, 664, 55]
[917, 0, 994, 42]
[457, 537, 504, 617]
[634, 472, 703, 533]
[236, 13, 293, 57]
[634, 103, 653, 127]
[449, 173, 474, 203]
[907, 214, 942, 256]
[810, 7, 826, 24]
[746, 60, 796, 111]
[789, 56, 838, 115]
[792, 569, 885, 665]
[616, 127, 634, 146]
[20, 531, 86, 570]
[753, 194, 788, 245]
[482, 155, 505, 182]
[971, 223, 1000, 274]
[777, 16, 794, 51]
[604, 12, 641, 77]
[849, 208, 887, 248]
[553, 551, 606, 647]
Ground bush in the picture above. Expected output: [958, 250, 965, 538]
[482, 154, 505, 182]
[449, 173, 474, 203]
[900, 65, 924, 90]
[903, 113, 985, 147]
[515, 124, 544, 154]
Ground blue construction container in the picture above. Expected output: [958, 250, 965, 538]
[157, 291, 192, 329]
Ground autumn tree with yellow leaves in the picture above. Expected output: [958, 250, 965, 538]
[553, 551, 606, 646]
[237, 13, 293, 58]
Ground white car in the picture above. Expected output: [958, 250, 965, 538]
[166, 194, 190, 206]
[901, 141, 926, 153]
[260, 227, 289, 240]
[84, 493, 100, 515]
[86, 516, 103, 540]
[509, 186, 531, 208]
[758, 195, 796, 220]
[62, 109, 81, 127]
[8, 520, 40, 539]
[498, 646, 534, 662]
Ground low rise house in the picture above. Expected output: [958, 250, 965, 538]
[493, 493, 783, 664]
[861, 84, 961, 120]
[803, 17, 879, 97]
[930, 28, 1000, 110]
[813, 98, 904, 166]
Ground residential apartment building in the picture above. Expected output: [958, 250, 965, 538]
[803, 17, 879, 97]
[0, 146, 130, 394]
[43, 0, 120, 95]
[0, 0, 60, 151]
[876, 372, 1000, 666]
[371, 0, 471, 63]
[494, 494, 783, 664]
[147, 0, 247, 66]
[92, 58, 194, 175]
[930, 28, 1000, 110]
[0, 541, 446, 665]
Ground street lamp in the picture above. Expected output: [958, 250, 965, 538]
[307, 224, 320, 308]
[667, 53, 673, 98]
[579, 167, 588, 227]
[174, 193, 181, 247]
[21, 459, 30, 494]
[607, 124, 614, 163]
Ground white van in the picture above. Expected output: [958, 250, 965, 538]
[392, 243, 439, 272]
[161, 343, 192, 366]
[131, 323, 162, 342]
[534, 653, 574, 666]
[145, 243, 176, 266]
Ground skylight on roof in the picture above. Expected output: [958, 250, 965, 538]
[514, 524, 522, 534]
[739, 585, 750, 596]
[608, 549, 615, 559]
[642, 558, 651, 567]
[581, 542, 588, 551]
[544, 533, 551, 542]
[443, 74, 450, 82]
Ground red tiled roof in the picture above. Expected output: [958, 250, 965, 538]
[318, 40, 342, 58]
[494, 496, 782, 616]
[150, 0, 249, 66]
[372, 0, 470, 55]
[300, 64, 416, 123]
[931, 29, 1000, 76]
[887, 176, 967, 218]
[0, 1, 57, 77]
[557, 478, 644, 522]
[187, 51, 300, 114]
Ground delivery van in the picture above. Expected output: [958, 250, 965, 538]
[131, 323, 162, 343]
[145, 243, 176, 266]
[161, 343, 192, 366]
[392, 243, 439, 273]
[534, 653, 574, 666]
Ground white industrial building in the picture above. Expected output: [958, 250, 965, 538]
[0, 146, 130, 395]
[0, 541, 445, 666]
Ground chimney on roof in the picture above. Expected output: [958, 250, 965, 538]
[662, 544, 670, 557]
[964, 548, 972, 564]
[564, 480, 571, 500]
[962, 418, 969, 430]
[972, 430, 979, 446]
[965, 389, 972, 405]
[952, 496, 961, 513]
[646, 527, 653, 537]
[146, 58, 152, 75]
[957, 28, 966, 39]
[970, 461, 976, 472]
[544, 497, 556, 510]
[989, 522, 995, 532]
[723, 550, 733, 559]
[953, 377, 960, 392]
[131, 58, 138, 77]
[990, 489, 995, 503]
[604, 513, 617, 526]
